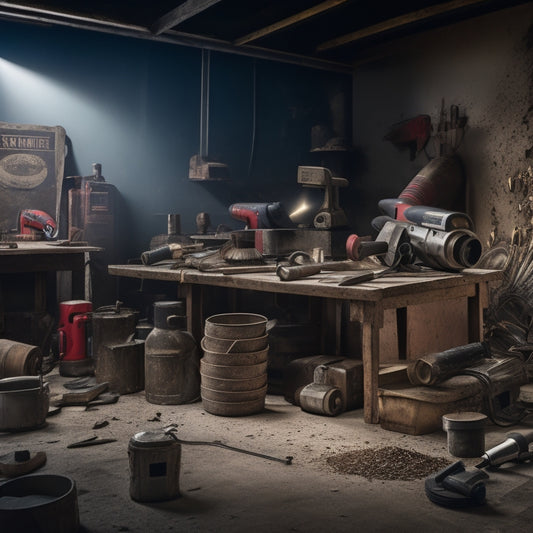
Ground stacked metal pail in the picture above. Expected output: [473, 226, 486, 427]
[200, 313, 268, 416]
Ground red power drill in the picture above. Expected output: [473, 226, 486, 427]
[229, 202, 294, 229]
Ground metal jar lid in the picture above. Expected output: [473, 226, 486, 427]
[153, 301, 186, 330]
[442, 412, 488, 431]
[129, 429, 177, 448]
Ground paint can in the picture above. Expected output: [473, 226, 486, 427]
[128, 429, 181, 502]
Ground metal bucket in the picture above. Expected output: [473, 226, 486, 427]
[0, 339, 41, 378]
[201, 334, 268, 354]
[200, 384, 267, 402]
[201, 344, 269, 366]
[0, 474, 79, 533]
[201, 396, 265, 417]
[200, 359, 267, 380]
[204, 313, 267, 340]
[199, 373, 267, 392]
[0, 376, 49, 432]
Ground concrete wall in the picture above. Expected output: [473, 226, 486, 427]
[1, 3, 531, 258]
[351, 2, 533, 248]
[0, 20, 351, 260]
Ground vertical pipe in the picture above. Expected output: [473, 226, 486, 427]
[199, 49, 210, 158]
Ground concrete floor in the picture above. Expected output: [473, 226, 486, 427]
[2, 369, 533, 533]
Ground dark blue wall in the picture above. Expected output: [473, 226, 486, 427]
[0, 20, 352, 260]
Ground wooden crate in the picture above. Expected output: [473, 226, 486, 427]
[378, 375, 484, 435]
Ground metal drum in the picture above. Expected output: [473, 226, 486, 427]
[0, 339, 41, 378]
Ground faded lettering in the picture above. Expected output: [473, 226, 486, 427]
[1, 135, 52, 151]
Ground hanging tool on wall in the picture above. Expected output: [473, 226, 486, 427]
[383, 114, 432, 160]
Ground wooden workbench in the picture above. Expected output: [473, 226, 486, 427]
[1, 241, 101, 311]
[108, 263, 502, 423]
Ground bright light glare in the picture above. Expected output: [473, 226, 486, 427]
[0, 57, 99, 125]
[289, 201, 310, 219]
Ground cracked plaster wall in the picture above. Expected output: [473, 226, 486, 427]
[352, 2, 533, 249]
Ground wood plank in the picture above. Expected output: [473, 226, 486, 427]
[234, 0, 350, 46]
[151, 0, 223, 35]
[316, 0, 491, 51]
[361, 310, 381, 424]
[108, 264, 502, 304]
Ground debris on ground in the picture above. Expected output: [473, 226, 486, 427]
[326, 446, 451, 481]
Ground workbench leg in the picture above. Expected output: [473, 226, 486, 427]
[351, 301, 383, 424]
[467, 282, 488, 343]
[361, 320, 381, 424]
[178, 284, 203, 344]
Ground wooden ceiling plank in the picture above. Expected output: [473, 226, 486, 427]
[234, 0, 351, 46]
[316, 0, 490, 51]
[151, 0, 223, 36]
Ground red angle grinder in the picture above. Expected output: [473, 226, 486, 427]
[18, 209, 58, 240]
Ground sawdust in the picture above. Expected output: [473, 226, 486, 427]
[325, 446, 450, 481]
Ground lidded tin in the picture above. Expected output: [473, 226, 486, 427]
[128, 429, 181, 502]
[144, 301, 200, 405]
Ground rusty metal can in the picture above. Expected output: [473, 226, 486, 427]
[128, 429, 181, 502]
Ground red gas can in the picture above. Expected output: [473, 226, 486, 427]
[58, 300, 93, 376]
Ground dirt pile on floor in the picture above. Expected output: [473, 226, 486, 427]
[326, 446, 450, 481]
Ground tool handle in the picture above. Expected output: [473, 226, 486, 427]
[276, 263, 322, 281]
[346, 233, 388, 261]
[141, 245, 172, 265]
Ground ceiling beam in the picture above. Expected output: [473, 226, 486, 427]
[317, 0, 490, 51]
[234, 0, 350, 46]
[0, 6, 353, 74]
[151, 0, 223, 36]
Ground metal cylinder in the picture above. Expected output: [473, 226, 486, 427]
[0, 339, 41, 378]
[167, 214, 181, 235]
[299, 383, 344, 416]
[128, 429, 181, 502]
[442, 412, 487, 458]
[407, 342, 489, 386]
[145, 301, 200, 405]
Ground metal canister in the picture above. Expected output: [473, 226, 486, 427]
[298, 382, 344, 416]
[128, 429, 181, 502]
[144, 301, 200, 405]
[93, 304, 143, 394]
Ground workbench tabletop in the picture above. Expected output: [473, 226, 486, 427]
[108, 264, 502, 302]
